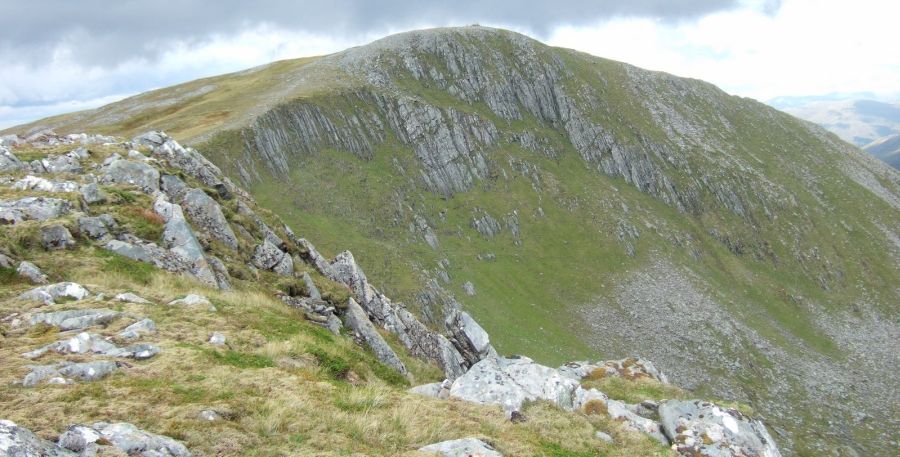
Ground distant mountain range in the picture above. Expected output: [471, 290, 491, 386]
[769, 96, 900, 169]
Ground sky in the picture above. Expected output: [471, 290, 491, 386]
[0, 0, 897, 130]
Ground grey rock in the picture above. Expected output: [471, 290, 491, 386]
[606, 399, 668, 444]
[119, 318, 157, 339]
[181, 188, 238, 250]
[60, 422, 192, 457]
[208, 332, 226, 346]
[80, 182, 106, 204]
[0, 252, 14, 268]
[558, 358, 669, 384]
[168, 294, 211, 307]
[23, 361, 118, 387]
[595, 431, 614, 443]
[419, 438, 503, 457]
[160, 174, 189, 202]
[658, 400, 782, 457]
[101, 159, 160, 194]
[22, 332, 159, 360]
[342, 297, 409, 377]
[0, 197, 71, 224]
[154, 195, 218, 287]
[0, 419, 76, 456]
[102, 152, 122, 166]
[448, 356, 581, 416]
[462, 281, 476, 296]
[41, 224, 75, 250]
[12, 175, 79, 193]
[19, 282, 90, 305]
[409, 380, 452, 399]
[16, 261, 49, 284]
[471, 211, 502, 238]
[127, 149, 147, 160]
[41, 155, 82, 174]
[251, 238, 287, 270]
[78, 215, 114, 240]
[198, 410, 222, 422]
[325, 313, 343, 335]
[68, 147, 90, 159]
[136, 131, 232, 198]
[445, 310, 497, 367]
[292, 236, 337, 278]
[0, 145, 25, 172]
[30, 308, 119, 331]
[206, 255, 232, 290]
[103, 238, 186, 276]
[302, 272, 321, 299]
[235, 200, 284, 246]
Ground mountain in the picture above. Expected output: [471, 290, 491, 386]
[770, 97, 900, 147]
[864, 133, 900, 169]
[4, 26, 899, 456]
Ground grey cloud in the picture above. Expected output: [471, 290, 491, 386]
[0, 0, 759, 67]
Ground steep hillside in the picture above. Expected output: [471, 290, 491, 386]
[5, 26, 899, 456]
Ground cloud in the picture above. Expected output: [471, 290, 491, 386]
[0, 1, 745, 67]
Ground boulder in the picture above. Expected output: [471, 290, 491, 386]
[114, 292, 152, 304]
[68, 146, 90, 159]
[658, 400, 782, 457]
[251, 239, 286, 270]
[606, 399, 668, 444]
[118, 318, 157, 339]
[302, 272, 321, 299]
[79, 182, 106, 204]
[19, 282, 90, 305]
[0, 145, 24, 172]
[445, 310, 497, 366]
[409, 380, 452, 399]
[448, 356, 582, 416]
[168, 294, 212, 307]
[0, 419, 76, 456]
[101, 159, 160, 194]
[16, 261, 49, 284]
[342, 297, 408, 377]
[0, 197, 71, 223]
[58, 422, 192, 457]
[198, 410, 222, 422]
[462, 281, 476, 296]
[181, 188, 238, 250]
[29, 308, 120, 331]
[0, 252, 14, 268]
[22, 332, 159, 360]
[160, 174, 190, 201]
[419, 438, 503, 457]
[40, 224, 75, 250]
[22, 361, 118, 387]
[12, 175, 79, 193]
[40, 155, 82, 174]
[208, 332, 226, 346]
[135, 131, 228, 192]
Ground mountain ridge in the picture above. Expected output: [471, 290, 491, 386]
[3, 26, 899, 456]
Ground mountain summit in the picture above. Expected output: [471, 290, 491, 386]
[4, 26, 899, 456]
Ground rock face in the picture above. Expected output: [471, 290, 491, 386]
[658, 400, 782, 457]
[342, 297, 409, 377]
[153, 195, 218, 287]
[419, 438, 503, 457]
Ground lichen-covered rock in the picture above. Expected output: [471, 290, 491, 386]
[101, 159, 160, 194]
[342, 297, 409, 377]
[79, 182, 106, 204]
[19, 282, 90, 305]
[445, 309, 497, 366]
[409, 380, 452, 399]
[302, 272, 321, 299]
[118, 318, 157, 339]
[0, 197, 71, 224]
[16, 261, 48, 284]
[606, 399, 668, 444]
[251, 238, 286, 269]
[658, 400, 782, 457]
[168, 294, 212, 307]
[12, 175, 79, 193]
[29, 308, 119, 331]
[40, 155, 82, 174]
[0, 419, 76, 456]
[153, 195, 218, 287]
[160, 173, 190, 202]
[419, 438, 503, 457]
[181, 188, 238, 250]
[22, 361, 119, 387]
[78, 215, 116, 240]
[0, 252, 15, 268]
[448, 356, 581, 416]
[40, 224, 75, 250]
[135, 131, 231, 195]
[208, 332, 226, 346]
[59, 422, 192, 457]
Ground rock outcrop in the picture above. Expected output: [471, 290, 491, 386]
[419, 438, 503, 457]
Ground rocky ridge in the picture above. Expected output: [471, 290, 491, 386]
[0, 132, 785, 456]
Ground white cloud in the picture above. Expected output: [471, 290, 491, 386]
[2, 0, 898, 130]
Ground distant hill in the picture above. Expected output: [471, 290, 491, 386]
[770, 97, 900, 146]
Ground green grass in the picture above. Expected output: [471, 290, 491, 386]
[98, 250, 157, 285]
[206, 349, 276, 369]
[0, 267, 23, 286]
